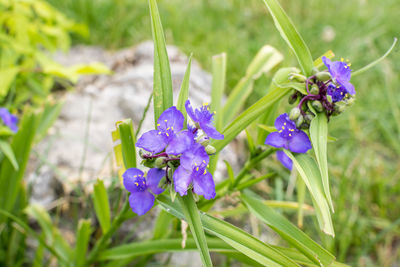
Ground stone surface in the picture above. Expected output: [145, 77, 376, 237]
[30, 41, 241, 203]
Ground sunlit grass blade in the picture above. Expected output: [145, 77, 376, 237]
[262, 0, 313, 76]
[310, 113, 334, 212]
[149, 0, 173, 124]
[92, 179, 111, 233]
[75, 219, 92, 267]
[352, 38, 397, 77]
[178, 191, 213, 267]
[176, 55, 193, 121]
[158, 195, 299, 267]
[241, 191, 335, 266]
[222, 45, 283, 124]
[0, 140, 19, 170]
[285, 152, 334, 236]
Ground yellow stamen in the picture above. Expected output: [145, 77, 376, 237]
[282, 126, 285, 130]
[203, 102, 208, 106]
[171, 126, 174, 130]
[164, 119, 167, 122]
[289, 133, 292, 137]
[134, 182, 139, 186]
[157, 123, 160, 126]
[166, 132, 169, 137]
[158, 132, 161, 135]
[196, 167, 199, 171]
[284, 122, 287, 125]
[203, 169, 207, 175]
[341, 57, 344, 62]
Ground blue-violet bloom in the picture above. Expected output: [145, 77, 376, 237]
[327, 84, 347, 102]
[136, 106, 184, 154]
[173, 142, 216, 199]
[265, 113, 312, 153]
[276, 150, 293, 170]
[0, 108, 18, 133]
[185, 100, 224, 140]
[123, 168, 165, 215]
[322, 56, 355, 95]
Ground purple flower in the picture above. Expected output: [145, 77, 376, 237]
[136, 106, 184, 154]
[173, 143, 216, 199]
[322, 56, 355, 95]
[265, 113, 312, 153]
[185, 100, 224, 140]
[276, 151, 293, 170]
[123, 168, 165, 215]
[0, 108, 18, 133]
[327, 84, 347, 102]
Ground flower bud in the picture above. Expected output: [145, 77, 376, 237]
[288, 92, 298, 105]
[311, 100, 324, 112]
[304, 113, 315, 123]
[310, 84, 319, 95]
[345, 97, 355, 106]
[205, 145, 216, 155]
[311, 67, 319, 75]
[154, 157, 167, 168]
[296, 115, 304, 128]
[197, 135, 210, 146]
[334, 102, 346, 113]
[315, 71, 331, 82]
[289, 107, 301, 120]
[326, 95, 333, 104]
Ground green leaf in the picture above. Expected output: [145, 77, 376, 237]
[313, 50, 335, 68]
[241, 191, 335, 266]
[0, 140, 19, 170]
[92, 179, 111, 233]
[285, 152, 334, 236]
[310, 113, 334, 212]
[262, 0, 314, 76]
[257, 124, 276, 133]
[178, 191, 213, 267]
[158, 195, 299, 267]
[176, 55, 193, 122]
[117, 119, 137, 169]
[224, 160, 235, 186]
[35, 101, 64, 142]
[149, 0, 173, 124]
[211, 52, 227, 131]
[75, 219, 92, 267]
[222, 45, 283, 124]
[0, 67, 19, 100]
[352, 38, 397, 77]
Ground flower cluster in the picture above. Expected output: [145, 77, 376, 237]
[123, 100, 223, 215]
[266, 57, 356, 169]
[0, 108, 18, 133]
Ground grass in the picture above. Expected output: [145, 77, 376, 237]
[47, 0, 400, 265]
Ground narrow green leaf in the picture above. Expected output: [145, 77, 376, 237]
[211, 52, 226, 130]
[241, 191, 335, 267]
[178, 191, 213, 267]
[313, 50, 335, 68]
[149, 0, 173, 124]
[0, 140, 19, 170]
[117, 119, 137, 169]
[285, 152, 334, 236]
[310, 113, 334, 212]
[352, 38, 397, 77]
[35, 101, 64, 142]
[262, 0, 314, 75]
[297, 177, 306, 228]
[158, 195, 299, 267]
[224, 160, 235, 186]
[92, 179, 111, 233]
[75, 219, 92, 267]
[176, 55, 193, 122]
[223, 45, 283, 124]
[0, 67, 19, 100]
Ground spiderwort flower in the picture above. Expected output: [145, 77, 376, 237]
[123, 168, 165, 215]
[185, 100, 224, 140]
[173, 143, 216, 199]
[327, 84, 347, 103]
[136, 107, 184, 154]
[0, 108, 18, 133]
[322, 56, 355, 95]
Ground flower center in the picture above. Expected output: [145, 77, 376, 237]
[132, 175, 147, 191]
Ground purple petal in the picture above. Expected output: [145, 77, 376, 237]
[330, 61, 351, 82]
[193, 171, 216, 200]
[276, 151, 293, 170]
[128, 191, 155, 216]
[180, 143, 209, 170]
[288, 131, 312, 153]
[274, 113, 296, 130]
[265, 132, 287, 149]
[0, 108, 18, 133]
[185, 100, 198, 122]
[322, 56, 332, 72]
[157, 106, 184, 134]
[173, 166, 192, 196]
[136, 130, 168, 153]
[166, 130, 194, 155]
[338, 81, 355, 95]
[200, 122, 224, 140]
[123, 168, 146, 193]
[146, 168, 165, 195]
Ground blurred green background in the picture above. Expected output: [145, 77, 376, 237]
[47, 0, 400, 265]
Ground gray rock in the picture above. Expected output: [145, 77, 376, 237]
[30, 41, 240, 204]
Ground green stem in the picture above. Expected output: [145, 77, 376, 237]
[85, 198, 130, 266]
[178, 191, 213, 267]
